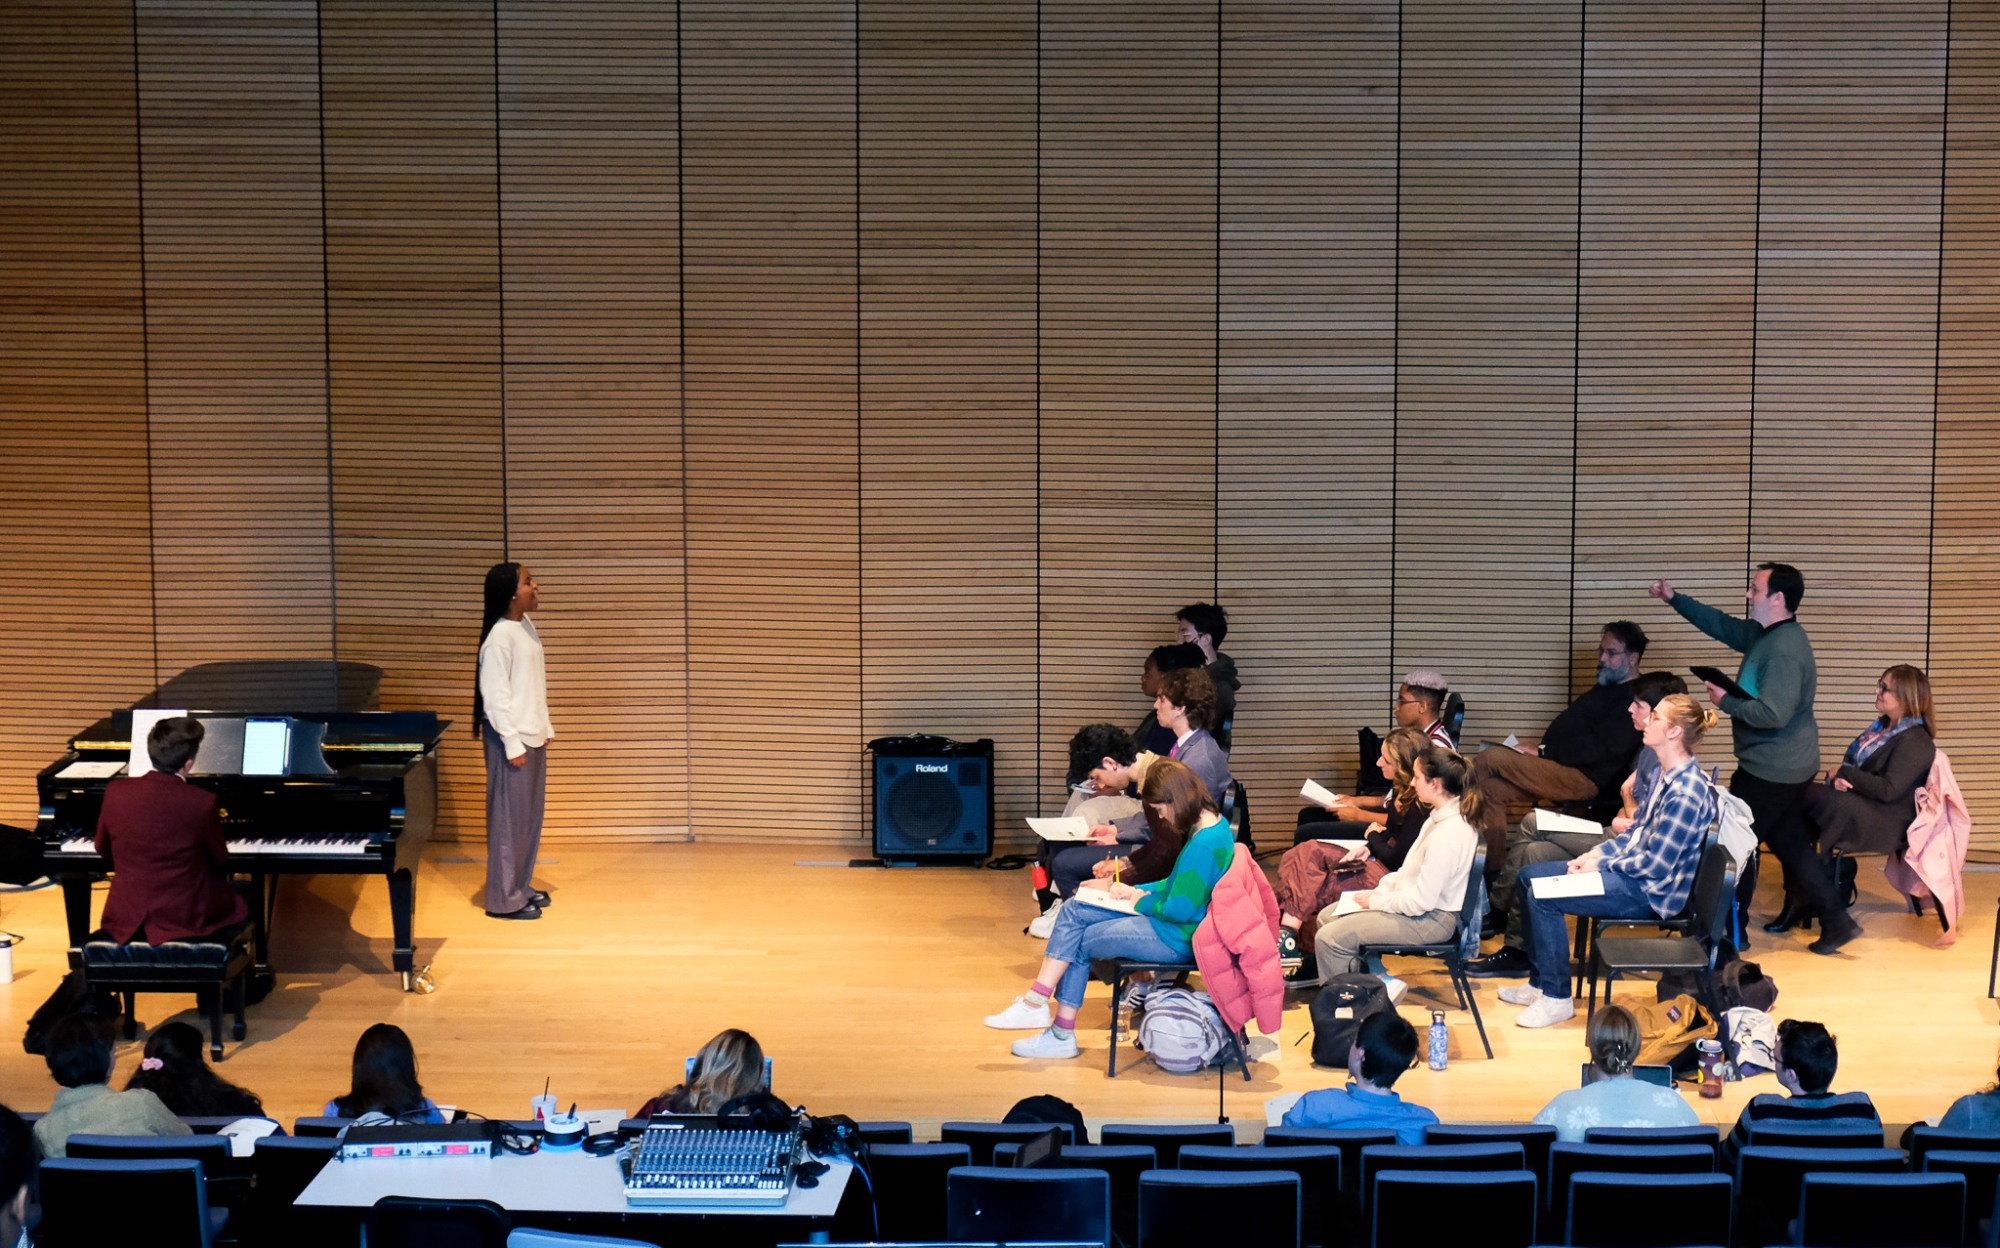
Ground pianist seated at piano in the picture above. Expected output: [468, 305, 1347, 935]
[93, 717, 250, 947]
[325, 1023, 448, 1125]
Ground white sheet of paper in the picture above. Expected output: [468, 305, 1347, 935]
[1531, 870, 1606, 899]
[1332, 892, 1367, 918]
[56, 760, 126, 780]
[127, 709, 185, 777]
[1027, 816, 1092, 841]
[1300, 778, 1340, 807]
[1072, 889, 1140, 916]
[1503, 733, 1520, 748]
[1534, 810, 1608, 838]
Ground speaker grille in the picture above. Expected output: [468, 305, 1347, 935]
[884, 771, 965, 845]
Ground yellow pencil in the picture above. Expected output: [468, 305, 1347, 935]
[1113, 859, 1121, 886]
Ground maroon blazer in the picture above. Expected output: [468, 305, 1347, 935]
[95, 770, 248, 944]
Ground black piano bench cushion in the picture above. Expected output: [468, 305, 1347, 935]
[83, 931, 252, 976]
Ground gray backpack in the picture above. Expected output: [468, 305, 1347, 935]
[1137, 987, 1230, 1074]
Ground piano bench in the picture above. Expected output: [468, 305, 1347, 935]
[81, 931, 253, 1060]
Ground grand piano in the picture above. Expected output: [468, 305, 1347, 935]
[35, 662, 447, 991]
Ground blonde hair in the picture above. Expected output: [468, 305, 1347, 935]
[1879, 664, 1936, 733]
[1652, 693, 1718, 748]
[669, 1029, 765, 1114]
[1414, 745, 1495, 832]
[1588, 1004, 1641, 1077]
[1382, 727, 1429, 814]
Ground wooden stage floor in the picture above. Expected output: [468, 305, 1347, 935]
[0, 842, 1992, 1137]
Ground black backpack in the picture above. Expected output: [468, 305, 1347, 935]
[1310, 973, 1391, 1068]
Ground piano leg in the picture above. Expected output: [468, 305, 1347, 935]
[58, 874, 94, 968]
[247, 873, 277, 1003]
[390, 866, 417, 991]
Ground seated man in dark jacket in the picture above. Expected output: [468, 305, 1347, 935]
[1473, 620, 1649, 809]
[95, 716, 249, 946]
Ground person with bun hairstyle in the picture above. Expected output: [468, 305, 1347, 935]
[1311, 744, 1486, 1004]
[1506, 694, 1720, 1028]
[1531, 1004, 1699, 1141]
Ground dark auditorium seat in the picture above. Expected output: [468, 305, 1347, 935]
[65, 1132, 249, 1210]
[1921, 1150, 2000, 1248]
[945, 1164, 1110, 1246]
[866, 1143, 970, 1242]
[997, 1141, 1156, 1248]
[1137, 1167, 1301, 1248]
[1357, 1140, 1526, 1218]
[1566, 1170, 1731, 1248]
[1424, 1123, 1557, 1189]
[855, 1119, 914, 1149]
[939, 1120, 1078, 1166]
[1180, 1144, 1341, 1248]
[1546, 1142, 1717, 1221]
[81, 928, 253, 1059]
[1099, 1121, 1235, 1167]
[1907, 1126, 2000, 1168]
[38, 1156, 228, 1247]
[1583, 1124, 1721, 1157]
[1371, 1168, 1534, 1248]
[1744, 1119, 1885, 1150]
[1733, 1146, 1903, 1248]
[1262, 1127, 1394, 1234]
[248, 1135, 343, 1248]
[1793, 1170, 1965, 1248]
[366, 1195, 510, 1248]
[293, 1115, 355, 1137]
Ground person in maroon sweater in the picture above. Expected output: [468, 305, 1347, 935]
[95, 717, 248, 944]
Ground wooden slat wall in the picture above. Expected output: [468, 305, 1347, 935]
[496, 1, 689, 840]
[0, 2, 155, 814]
[1037, 1, 1218, 794]
[857, 2, 1040, 831]
[6, 0, 2000, 855]
[322, 1, 504, 841]
[1934, 0, 2000, 857]
[682, 1, 860, 840]
[1749, 0, 1945, 768]
[1393, 0, 1582, 742]
[1571, 1, 1760, 691]
[1218, 0, 1399, 808]
[137, 0, 334, 688]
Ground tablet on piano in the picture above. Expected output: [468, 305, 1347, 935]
[241, 717, 292, 777]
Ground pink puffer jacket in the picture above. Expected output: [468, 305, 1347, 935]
[1192, 845, 1284, 1036]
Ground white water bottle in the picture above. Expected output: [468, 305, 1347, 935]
[1428, 1010, 1449, 1070]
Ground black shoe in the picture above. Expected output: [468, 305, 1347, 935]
[1809, 911, 1862, 955]
[528, 889, 552, 908]
[486, 904, 542, 921]
[1465, 946, 1533, 978]
[1762, 903, 1816, 934]
[1480, 910, 1507, 942]
[1835, 856, 1859, 907]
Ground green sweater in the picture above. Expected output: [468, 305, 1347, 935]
[1135, 816, 1235, 952]
[1671, 593, 1820, 783]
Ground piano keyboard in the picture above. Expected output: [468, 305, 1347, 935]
[56, 835, 373, 857]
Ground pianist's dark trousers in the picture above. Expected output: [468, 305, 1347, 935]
[482, 725, 547, 914]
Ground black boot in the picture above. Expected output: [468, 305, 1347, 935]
[1834, 854, 1859, 906]
[1762, 901, 1816, 934]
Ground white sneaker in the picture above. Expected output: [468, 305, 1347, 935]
[1027, 899, 1064, 939]
[1011, 1026, 1081, 1059]
[1498, 983, 1544, 1006]
[1515, 995, 1576, 1028]
[1122, 975, 1158, 1010]
[984, 996, 1053, 1030]
[1378, 975, 1408, 1006]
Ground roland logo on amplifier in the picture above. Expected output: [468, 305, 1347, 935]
[913, 763, 948, 774]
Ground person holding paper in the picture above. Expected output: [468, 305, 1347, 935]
[1274, 728, 1430, 974]
[1470, 670, 1687, 979]
[985, 760, 1235, 1060]
[1649, 564, 1821, 941]
[1311, 745, 1486, 1005]
[1504, 694, 1719, 1028]
[1471, 621, 1649, 812]
[94, 716, 250, 946]
[477, 562, 554, 922]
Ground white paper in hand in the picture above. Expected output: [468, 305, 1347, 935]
[1026, 816, 1092, 841]
[1300, 778, 1340, 807]
[1072, 888, 1140, 916]
[1332, 892, 1368, 918]
[1531, 870, 1606, 900]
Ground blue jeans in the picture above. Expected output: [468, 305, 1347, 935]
[1517, 860, 1659, 999]
[1044, 900, 1187, 1008]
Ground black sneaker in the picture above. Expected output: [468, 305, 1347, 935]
[486, 904, 542, 921]
[1464, 945, 1532, 978]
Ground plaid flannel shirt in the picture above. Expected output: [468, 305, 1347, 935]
[1595, 756, 1715, 917]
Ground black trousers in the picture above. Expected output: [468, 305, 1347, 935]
[1732, 767, 1841, 916]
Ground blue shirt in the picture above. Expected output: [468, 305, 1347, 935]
[1597, 757, 1716, 918]
[1533, 1076, 1701, 1143]
[1281, 1082, 1438, 1145]
[1941, 1090, 2000, 1133]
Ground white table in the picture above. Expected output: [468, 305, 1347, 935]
[298, 1146, 852, 1241]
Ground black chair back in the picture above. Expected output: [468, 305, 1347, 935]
[1583, 1124, 1720, 1155]
[1908, 1126, 2000, 1167]
[1734, 1146, 1903, 1248]
[1263, 1126, 1395, 1234]
[1100, 1122, 1234, 1167]
[1423, 1124, 1557, 1190]
[1371, 1168, 1534, 1248]
[868, 1142, 971, 1242]
[38, 1157, 219, 1248]
[1745, 1119, 1885, 1150]
[365, 1196, 509, 1248]
[1138, 1168, 1301, 1248]
[248, 1136, 343, 1248]
[1922, 1149, 2000, 1248]
[945, 1165, 1110, 1246]
[1547, 1141, 1716, 1216]
[995, 1142, 1156, 1248]
[1567, 1170, 1731, 1248]
[941, 1120, 1078, 1166]
[64, 1133, 249, 1208]
[1796, 1171, 1965, 1248]
[1181, 1144, 1340, 1248]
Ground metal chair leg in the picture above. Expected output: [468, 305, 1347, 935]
[1108, 971, 1126, 1078]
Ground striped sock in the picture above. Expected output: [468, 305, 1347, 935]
[1053, 1005, 1078, 1034]
[1026, 984, 1053, 1007]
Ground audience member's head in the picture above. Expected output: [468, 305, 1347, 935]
[1174, 602, 1228, 655]
[1597, 621, 1648, 685]
[669, 1029, 768, 1114]
[1397, 671, 1448, 728]
[1877, 663, 1936, 732]
[1349, 1010, 1420, 1090]
[1648, 693, 1718, 752]
[147, 716, 205, 775]
[1381, 726, 1429, 811]
[1775, 1019, 1838, 1095]
[0, 1105, 33, 1248]
[1066, 723, 1138, 789]
[1587, 1004, 1642, 1078]
[44, 1014, 115, 1090]
[1757, 561, 1805, 615]
[1413, 744, 1495, 831]
[1631, 670, 1688, 714]
[1142, 642, 1208, 698]
[1156, 666, 1218, 732]
[126, 1020, 263, 1117]
[333, 1023, 429, 1119]
[1141, 757, 1219, 835]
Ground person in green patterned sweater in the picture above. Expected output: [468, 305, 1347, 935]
[984, 759, 1236, 1060]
